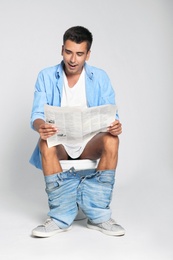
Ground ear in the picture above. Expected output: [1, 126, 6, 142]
[86, 50, 91, 61]
[61, 45, 64, 56]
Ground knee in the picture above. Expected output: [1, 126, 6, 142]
[39, 139, 56, 157]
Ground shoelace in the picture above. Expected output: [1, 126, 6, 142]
[42, 219, 52, 227]
[105, 218, 117, 225]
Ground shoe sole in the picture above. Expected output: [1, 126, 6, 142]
[87, 223, 125, 236]
[32, 225, 72, 238]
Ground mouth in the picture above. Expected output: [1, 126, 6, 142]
[68, 63, 77, 69]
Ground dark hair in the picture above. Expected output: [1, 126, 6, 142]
[63, 26, 93, 51]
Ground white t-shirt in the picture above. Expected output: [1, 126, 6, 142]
[61, 69, 87, 108]
[61, 69, 90, 158]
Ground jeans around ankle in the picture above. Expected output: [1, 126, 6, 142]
[44, 168, 116, 228]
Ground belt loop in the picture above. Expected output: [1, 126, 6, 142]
[69, 167, 75, 173]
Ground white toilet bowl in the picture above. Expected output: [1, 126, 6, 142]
[60, 159, 98, 171]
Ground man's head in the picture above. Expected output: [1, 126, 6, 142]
[62, 26, 93, 76]
[63, 26, 93, 52]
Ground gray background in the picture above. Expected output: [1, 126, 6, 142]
[0, 0, 172, 259]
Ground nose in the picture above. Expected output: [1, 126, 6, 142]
[70, 53, 76, 64]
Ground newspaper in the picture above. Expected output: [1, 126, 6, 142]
[44, 104, 117, 148]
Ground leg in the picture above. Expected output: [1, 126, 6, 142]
[45, 170, 80, 228]
[80, 132, 119, 170]
[77, 168, 125, 236]
[39, 139, 68, 175]
[39, 139, 79, 220]
[32, 170, 79, 237]
[79, 132, 119, 219]
[78, 169, 115, 222]
[32, 140, 79, 237]
[79, 133, 125, 236]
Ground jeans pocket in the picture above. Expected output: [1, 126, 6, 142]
[97, 172, 115, 186]
[45, 179, 60, 193]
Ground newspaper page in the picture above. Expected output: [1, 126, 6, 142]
[44, 104, 117, 148]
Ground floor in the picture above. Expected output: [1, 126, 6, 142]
[1, 169, 173, 260]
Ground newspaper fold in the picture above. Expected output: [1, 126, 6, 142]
[44, 104, 117, 148]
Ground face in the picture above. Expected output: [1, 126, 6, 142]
[61, 40, 90, 76]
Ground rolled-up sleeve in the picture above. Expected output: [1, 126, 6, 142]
[30, 72, 48, 129]
[99, 72, 119, 120]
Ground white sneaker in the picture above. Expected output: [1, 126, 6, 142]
[32, 218, 72, 238]
[87, 218, 125, 236]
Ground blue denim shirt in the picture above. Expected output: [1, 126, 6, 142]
[30, 61, 118, 169]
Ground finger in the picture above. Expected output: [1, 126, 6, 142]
[43, 124, 58, 130]
[39, 124, 58, 133]
[107, 123, 121, 132]
[108, 124, 122, 135]
[109, 130, 122, 136]
[40, 131, 57, 140]
[109, 120, 121, 127]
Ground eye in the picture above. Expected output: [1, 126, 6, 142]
[77, 52, 84, 57]
[65, 50, 71, 54]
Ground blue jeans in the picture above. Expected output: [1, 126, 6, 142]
[44, 168, 116, 228]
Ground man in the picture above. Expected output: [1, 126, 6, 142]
[30, 26, 125, 237]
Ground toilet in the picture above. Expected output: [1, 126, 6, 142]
[60, 159, 98, 171]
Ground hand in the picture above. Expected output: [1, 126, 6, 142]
[38, 123, 58, 140]
[107, 120, 122, 136]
